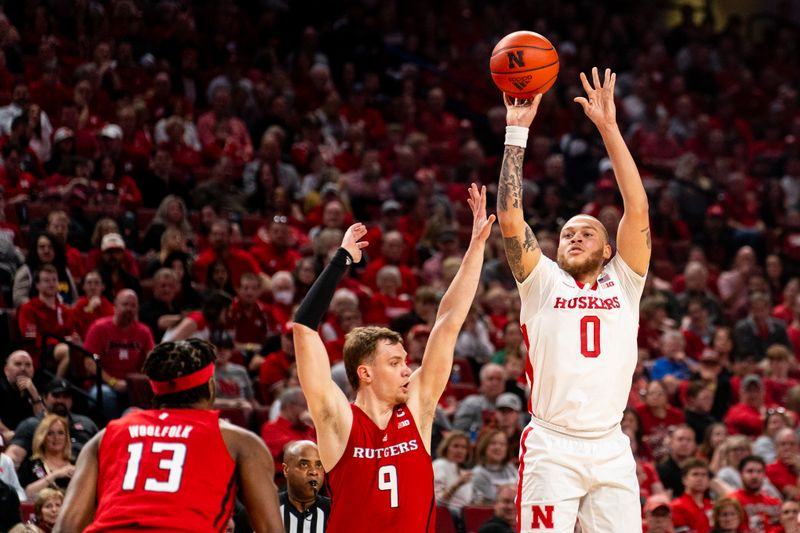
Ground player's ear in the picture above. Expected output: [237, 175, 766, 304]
[603, 243, 612, 259]
[357, 364, 371, 385]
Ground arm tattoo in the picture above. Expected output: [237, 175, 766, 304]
[523, 225, 539, 253]
[641, 226, 651, 250]
[504, 237, 526, 280]
[498, 146, 525, 213]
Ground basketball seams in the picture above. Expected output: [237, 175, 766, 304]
[491, 44, 554, 56]
[490, 59, 560, 75]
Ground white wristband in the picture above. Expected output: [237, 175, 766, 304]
[505, 126, 529, 148]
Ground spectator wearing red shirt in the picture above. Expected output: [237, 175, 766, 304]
[364, 265, 413, 326]
[94, 151, 143, 210]
[16, 265, 73, 376]
[251, 217, 301, 275]
[117, 104, 152, 174]
[70, 271, 114, 338]
[725, 374, 767, 437]
[637, 380, 686, 461]
[361, 230, 417, 296]
[670, 458, 712, 533]
[730, 455, 782, 533]
[229, 273, 272, 349]
[83, 289, 154, 419]
[766, 429, 800, 501]
[193, 218, 263, 291]
[196, 85, 253, 165]
[265, 271, 295, 329]
[763, 345, 799, 406]
[258, 324, 296, 401]
[0, 143, 37, 202]
[260, 387, 316, 472]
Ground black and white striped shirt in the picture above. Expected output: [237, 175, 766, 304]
[279, 491, 330, 533]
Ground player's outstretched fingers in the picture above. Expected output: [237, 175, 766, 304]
[579, 71, 594, 95]
[592, 66, 601, 90]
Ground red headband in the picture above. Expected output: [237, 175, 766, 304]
[149, 363, 215, 396]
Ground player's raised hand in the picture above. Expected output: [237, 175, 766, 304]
[467, 183, 496, 242]
[503, 92, 542, 129]
[574, 67, 617, 129]
[341, 223, 369, 263]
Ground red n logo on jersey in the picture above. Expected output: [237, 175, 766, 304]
[531, 505, 554, 528]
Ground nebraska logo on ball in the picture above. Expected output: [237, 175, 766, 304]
[490, 30, 559, 97]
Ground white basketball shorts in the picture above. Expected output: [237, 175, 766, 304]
[516, 417, 642, 532]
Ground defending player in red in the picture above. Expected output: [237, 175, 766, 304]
[293, 184, 494, 533]
[497, 67, 651, 532]
[54, 339, 283, 533]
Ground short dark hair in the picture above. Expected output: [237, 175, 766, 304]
[343, 326, 402, 391]
[680, 457, 710, 477]
[141, 339, 217, 407]
[686, 380, 711, 401]
[738, 454, 766, 473]
[35, 264, 59, 283]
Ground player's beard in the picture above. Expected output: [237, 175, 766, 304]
[557, 247, 605, 280]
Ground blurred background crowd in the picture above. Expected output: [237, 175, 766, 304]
[2, 0, 800, 532]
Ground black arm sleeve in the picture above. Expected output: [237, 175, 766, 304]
[293, 247, 352, 330]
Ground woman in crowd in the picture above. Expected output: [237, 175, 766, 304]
[13, 232, 78, 307]
[491, 320, 524, 364]
[700, 422, 728, 466]
[470, 428, 518, 505]
[162, 250, 202, 309]
[636, 380, 685, 461]
[33, 488, 63, 533]
[203, 259, 236, 297]
[753, 408, 792, 465]
[143, 227, 189, 279]
[141, 195, 194, 254]
[18, 415, 75, 500]
[433, 430, 473, 527]
[710, 497, 745, 533]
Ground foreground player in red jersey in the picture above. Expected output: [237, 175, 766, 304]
[293, 184, 494, 533]
[54, 339, 283, 533]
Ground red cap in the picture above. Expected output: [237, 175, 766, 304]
[644, 494, 671, 514]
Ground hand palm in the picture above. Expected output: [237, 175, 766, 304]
[574, 67, 617, 127]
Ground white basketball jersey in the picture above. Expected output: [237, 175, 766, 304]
[517, 254, 645, 433]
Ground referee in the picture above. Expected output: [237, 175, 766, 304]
[280, 440, 330, 533]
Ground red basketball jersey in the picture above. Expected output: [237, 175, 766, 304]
[326, 403, 435, 533]
[85, 409, 236, 533]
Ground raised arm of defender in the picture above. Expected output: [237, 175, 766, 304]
[497, 93, 543, 282]
[574, 67, 650, 275]
[292, 224, 368, 468]
[408, 184, 494, 440]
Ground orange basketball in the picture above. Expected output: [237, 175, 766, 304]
[490, 31, 559, 98]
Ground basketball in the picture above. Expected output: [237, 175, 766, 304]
[490, 31, 559, 98]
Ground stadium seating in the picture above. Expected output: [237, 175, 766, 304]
[435, 505, 457, 533]
[463, 505, 494, 533]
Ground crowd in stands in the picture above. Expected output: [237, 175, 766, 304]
[1, 0, 800, 531]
